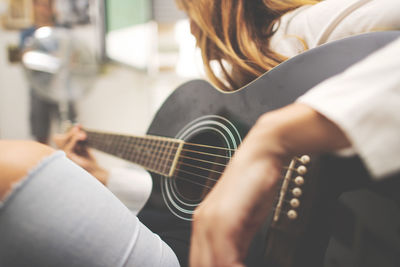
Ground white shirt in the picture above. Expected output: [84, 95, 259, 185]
[107, 165, 152, 214]
[298, 37, 400, 179]
[270, 0, 400, 57]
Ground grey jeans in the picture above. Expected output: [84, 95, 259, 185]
[0, 151, 179, 267]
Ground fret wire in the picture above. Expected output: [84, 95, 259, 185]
[134, 137, 143, 166]
[160, 141, 169, 175]
[120, 135, 126, 158]
[115, 134, 120, 155]
[153, 139, 159, 171]
[125, 136, 133, 162]
[113, 134, 119, 157]
[150, 138, 158, 170]
[142, 138, 153, 170]
[144, 137, 152, 167]
[161, 141, 172, 175]
[123, 135, 130, 159]
[170, 142, 180, 175]
[116, 135, 122, 157]
[159, 139, 166, 173]
[158, 139, 167, 173]
[113, 134, 119, 155]
[146, 139, 153, 170]
[108, 133, 114, 155]
[165, 141, 175, 175]
[153, 139, 162, 173]
[132, 137, 141, 163]
[140, 137, 150, 167]
[128, 136, 138, 163]
[119, 135, 125, 158]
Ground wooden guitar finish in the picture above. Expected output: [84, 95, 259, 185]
[85, 32, 400, 267]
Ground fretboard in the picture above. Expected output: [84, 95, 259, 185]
[85, 130, 184, 177]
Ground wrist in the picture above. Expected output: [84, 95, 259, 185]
[258, 103, 350, 156]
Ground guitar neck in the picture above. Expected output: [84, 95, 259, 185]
[85, 130, 184, 177]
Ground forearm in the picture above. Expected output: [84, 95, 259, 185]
[221, 102, 351, 226]
[251, 102, 351, 160]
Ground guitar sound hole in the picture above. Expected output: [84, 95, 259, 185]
[173, 131, 229, 202]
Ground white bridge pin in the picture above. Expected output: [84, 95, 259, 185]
[287, 210, 298, 220]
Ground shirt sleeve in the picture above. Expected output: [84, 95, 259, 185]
[106, 165, 152, 214]
[270, 0, 400, 57]
[297, 37, 400, 179]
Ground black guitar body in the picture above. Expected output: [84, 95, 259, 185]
[137, 32, 400, 267]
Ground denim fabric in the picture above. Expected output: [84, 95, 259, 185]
[0, 151, 179, 267]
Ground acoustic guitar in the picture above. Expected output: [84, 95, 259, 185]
[83, 32, 400, 267]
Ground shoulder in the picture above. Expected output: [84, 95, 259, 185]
[270, 0, 400, 56]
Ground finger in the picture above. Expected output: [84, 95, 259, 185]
[53, 126, 80, 148]
[64, 129, 86, 153]
[190, 223, 212, 267]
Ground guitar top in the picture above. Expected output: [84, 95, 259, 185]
[86, 32, 400, 267]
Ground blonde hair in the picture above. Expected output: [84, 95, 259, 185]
[176, 0, 321, 91]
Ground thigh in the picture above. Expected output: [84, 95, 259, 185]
[0, 151, 179, 267]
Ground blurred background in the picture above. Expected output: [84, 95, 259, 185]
[0, 0, 203, 167]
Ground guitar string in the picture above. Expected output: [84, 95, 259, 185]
[184, 141, 236, 152]
[86, 134, 304, 208]
[113, 140, 229, 173]
[87, 134, 302, 181]
[176, 168, 219, 182]
[86, 135, 232, 169]
[164, 172, 296, 209]
[171, 174, 214, 189]
[88, 135, 301, 210]
[176, 161, 225, 175]
[166, 159, 291, 194]
[87, 135, 298, 186]
[88, 135, 230, 172]
[181, 148, 232, 159]
[87, 138, 303, 198]
[133, 152, 227, 177]
[178, 154, 228, 167]
[86, 131, 237, 154]
[158, 177, 294, 218]
[87, 136, 226, 184]
[113, 139, 230, 165]
[86, 133, 235, 173]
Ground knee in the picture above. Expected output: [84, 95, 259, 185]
[0, 140, 55, 199]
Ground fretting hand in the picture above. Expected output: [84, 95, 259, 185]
[53, 125, 109, 185]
